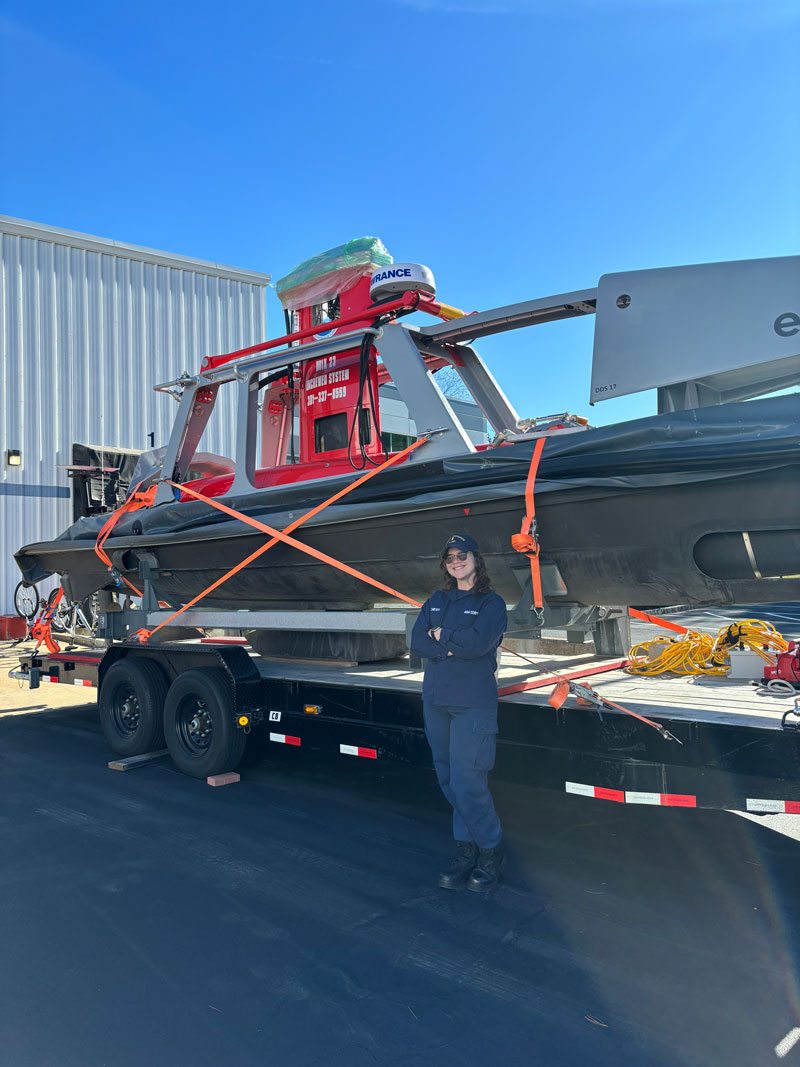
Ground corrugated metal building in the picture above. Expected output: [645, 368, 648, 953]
[0, 216, 270, 615]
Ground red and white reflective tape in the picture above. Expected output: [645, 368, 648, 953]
[566, 782, 696, 807]
[9, 670, 95, 688]
[340, 744, 377, 759]
[746, 798, 800, 814]
[269, 732, 301, 746]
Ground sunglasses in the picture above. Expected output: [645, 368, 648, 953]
[444, 552, 470, 563]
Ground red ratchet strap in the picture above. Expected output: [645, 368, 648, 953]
[497, 658, 627, 697]
[588, 692, 671, 735]
[510, 437, 546, 609]
[130, 437, 428, 643]
[628, 608, 689, 635]
[31, 587, 63, 654]
[94, 485, 158, 596]
[497, 643, 671, 738]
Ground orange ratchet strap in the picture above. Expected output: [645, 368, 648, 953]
[31, 587, 63, 654]
[510, 436, 546, 609]
[628, 608, 689, 635]
[94, 485, 158, 596]
[131, 436, 428, 642]
[497, 657, 628, 697]
[498, 644, 673, 738]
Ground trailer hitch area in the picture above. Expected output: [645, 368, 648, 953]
[548, 679, 682, 743]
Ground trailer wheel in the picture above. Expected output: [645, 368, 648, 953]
[99, 658, 168, 757]
[163, 668, 246, 779]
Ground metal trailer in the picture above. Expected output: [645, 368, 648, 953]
[11, 618, 800, 816]
[9, 252, 800, 811]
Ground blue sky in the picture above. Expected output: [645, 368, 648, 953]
[2, 0, 797, 425]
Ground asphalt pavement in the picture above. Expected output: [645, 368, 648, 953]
[3, 694, 800, 1067]
[629, 602, 800, 645]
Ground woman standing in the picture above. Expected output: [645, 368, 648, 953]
[411, 533, 507, 892]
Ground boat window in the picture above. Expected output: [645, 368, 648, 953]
[359, 409, 373, 446]
[314, 412, 348, 453]
[312, 296, 340, 328]
[380, 431, 415, 453]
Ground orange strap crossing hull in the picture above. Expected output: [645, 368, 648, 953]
[131, 436, 428, 642]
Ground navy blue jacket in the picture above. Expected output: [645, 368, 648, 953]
[410, 587, 507, 708]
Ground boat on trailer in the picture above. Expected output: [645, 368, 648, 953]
[15, 241, 800, 640]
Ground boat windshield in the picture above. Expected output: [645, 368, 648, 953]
[128, 447, 167, 494]
[128, 447, 235, 496]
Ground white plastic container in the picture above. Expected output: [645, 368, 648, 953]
[727, 649, 769, 681]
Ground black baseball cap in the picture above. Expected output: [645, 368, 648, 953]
[440, 533, 480, 558]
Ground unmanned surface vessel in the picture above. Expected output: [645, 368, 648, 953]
[15, 241, 800, 623]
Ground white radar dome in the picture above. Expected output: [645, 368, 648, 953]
[369, 262, 436, 304]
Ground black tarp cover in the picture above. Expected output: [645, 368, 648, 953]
[43, 394, 799, 547]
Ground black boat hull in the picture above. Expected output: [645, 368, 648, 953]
[15, 395, 800, 611]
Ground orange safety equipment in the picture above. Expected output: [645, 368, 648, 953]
[511, 437, 546, 610]
[129, 436, 429, 643]
[31, 586, 63, 655]
[94, 485, 159, 597]
[628, 608, 689, 635]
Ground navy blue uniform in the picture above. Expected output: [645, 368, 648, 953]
[411, 588, 507, 849]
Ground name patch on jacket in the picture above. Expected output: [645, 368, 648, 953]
[463, 609, 479, 615]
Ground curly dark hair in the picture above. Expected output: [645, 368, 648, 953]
[440, 549, 492, 597]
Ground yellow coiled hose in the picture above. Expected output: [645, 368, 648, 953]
[627, 619, 789, 677]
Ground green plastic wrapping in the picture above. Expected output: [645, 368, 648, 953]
[275, 237, 392, 311]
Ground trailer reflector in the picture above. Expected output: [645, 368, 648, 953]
[595, 787, 625, 803]
[565, 782, 623, 802]
[564, 781, 594, 797]
[566, 782, 697, 807]
[10, 670, 96, 688]
[623, 791, 662, 805]
[746, 798, 800, 814]
[660, 793, 697, 807]
[270, 733, 301, 746]
[340, 744, 377, 759]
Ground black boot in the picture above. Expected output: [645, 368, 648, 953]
[466, 843, 505, 892]
[438, 841, 479, 890]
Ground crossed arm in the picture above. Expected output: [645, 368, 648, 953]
[410, 599, 507, 660]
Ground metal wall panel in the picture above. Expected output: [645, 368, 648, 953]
[1, 218, 268, 614]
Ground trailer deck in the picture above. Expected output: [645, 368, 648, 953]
[17, 641, 797, 729]
[11, 628, 800, 814]
[254, 651, 795, 732]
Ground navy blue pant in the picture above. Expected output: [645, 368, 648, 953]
[423, 703, 502, 849]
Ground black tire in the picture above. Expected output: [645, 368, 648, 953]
[14, 581, 39, 620]
[163, 667, 246, 779]
[99, 658, 169, 757]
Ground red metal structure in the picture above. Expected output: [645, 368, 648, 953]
[187, 263, 458, 499]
